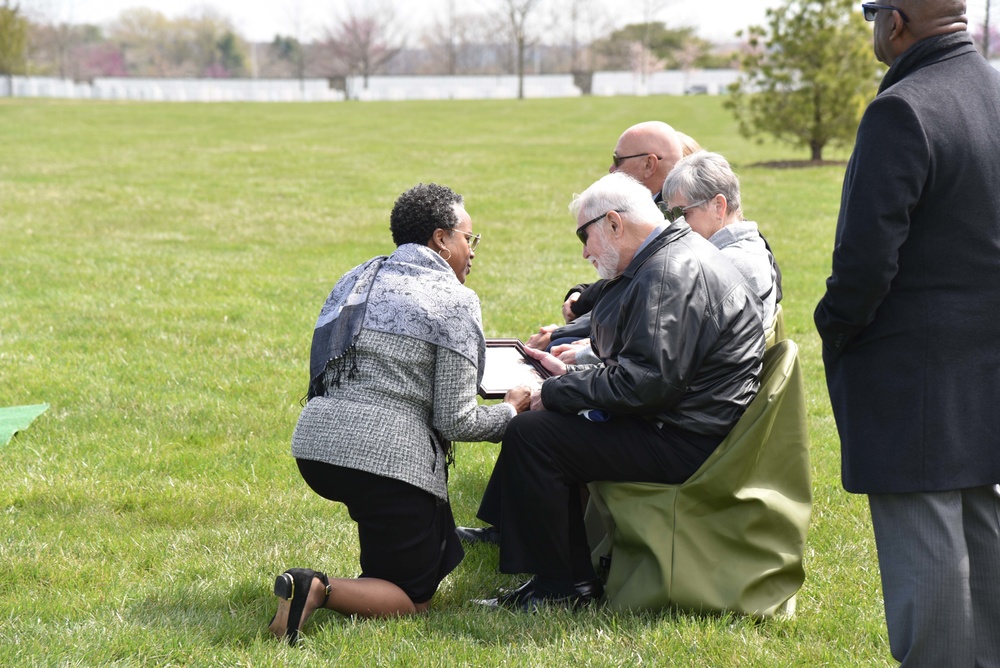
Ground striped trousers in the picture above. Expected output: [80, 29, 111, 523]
[869, 486, 1000, 668]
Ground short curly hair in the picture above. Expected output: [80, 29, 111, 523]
[390, 183, 464, 247]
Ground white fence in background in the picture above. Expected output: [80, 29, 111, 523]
[592, 69, 740, 96]
[3, 61, 998, 102]
[347, 74, 580, 100]
[0, 70, 744, 102]
[0, 77, 344, 102]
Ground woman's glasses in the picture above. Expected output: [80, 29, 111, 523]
[455, 229, 481, 251]
[660, 198, 709, 223]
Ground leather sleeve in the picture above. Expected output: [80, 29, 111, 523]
[541, 259, 706, 415]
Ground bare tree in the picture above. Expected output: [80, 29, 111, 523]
[279, 0, 315, 91]
[108, 8, 172, 76]
[637, 0, 675, 82]
[323, 1, 404, 91]
[176, 9, 248, 77]
[106, 7, 248, 77]
[493, 0, 541, 99]
[421, 0, 460, 75]
[24, 0, 75, 78]
[543, 0, 612, 73]
[421, 2, 505, 75]
[985, 0, 993, 59]
[563, 0, 603, 73]
[440, 0, 460, 75]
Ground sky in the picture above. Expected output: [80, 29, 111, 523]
[25, 0, 790, 44]
[23, 0, 995, 48]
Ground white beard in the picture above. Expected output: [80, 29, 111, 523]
[591, 233, 621, 280]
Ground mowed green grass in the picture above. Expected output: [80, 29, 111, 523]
[0, 96, 889, 666]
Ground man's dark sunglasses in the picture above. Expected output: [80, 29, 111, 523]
[577, 210, 622, 245]
[861, 3, 909, 22]
[612, 153, 658, 168]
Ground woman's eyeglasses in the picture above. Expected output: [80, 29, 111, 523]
[660, 198, 709, 223]
[455, 229, 481, 251]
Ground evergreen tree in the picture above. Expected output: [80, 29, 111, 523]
[725, 0, 878, 162]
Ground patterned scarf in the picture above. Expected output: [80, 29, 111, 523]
[307, 243, 485, 400]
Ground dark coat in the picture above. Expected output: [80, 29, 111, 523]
[543, 221, 764, 438]
[814, 34, 1000, 494]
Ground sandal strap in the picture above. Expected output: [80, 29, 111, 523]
[316, 571, 331, 608]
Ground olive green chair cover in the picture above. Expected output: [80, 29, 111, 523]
[587, 339, 810, 617]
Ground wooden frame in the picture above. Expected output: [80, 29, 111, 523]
[478, 338, 551, 399]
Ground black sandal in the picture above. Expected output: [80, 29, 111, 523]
[272, 568, 331, 646]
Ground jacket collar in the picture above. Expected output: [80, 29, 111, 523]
[620, 220, 692, 280]
[879, 32, 976, 94]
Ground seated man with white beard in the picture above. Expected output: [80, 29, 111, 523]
[476, 173, 765, 609]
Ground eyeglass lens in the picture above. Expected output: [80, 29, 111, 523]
[612, 153, 649, 168]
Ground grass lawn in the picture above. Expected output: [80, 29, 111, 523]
[0, 96, 891, 666]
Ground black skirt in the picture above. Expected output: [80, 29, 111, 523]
[296, 459, 464, 604]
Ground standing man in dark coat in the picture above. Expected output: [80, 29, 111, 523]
[814, 2, 1000, 665]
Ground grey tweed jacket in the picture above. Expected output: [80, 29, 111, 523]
[292, 328, 512, 500]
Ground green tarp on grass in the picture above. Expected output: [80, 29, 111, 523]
[0, 404, 49, 446]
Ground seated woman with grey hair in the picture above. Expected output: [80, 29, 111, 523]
[660, 150, 779, 330]
[267, 183, 531, 645]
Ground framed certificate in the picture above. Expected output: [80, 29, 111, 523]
[478, 338, 551, 399]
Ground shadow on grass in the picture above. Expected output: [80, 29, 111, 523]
[119, 558, 796, 663]
[748, 160, 849, 169]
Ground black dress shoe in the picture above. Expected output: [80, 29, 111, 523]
[455, 525, 500, 545]
[475, 576, 604, 611]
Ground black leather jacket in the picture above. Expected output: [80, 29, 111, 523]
[540, 222, 764, 438]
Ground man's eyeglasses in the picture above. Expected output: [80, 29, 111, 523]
[660, 198, 709, 223]
[612, 153, 658, 168]
[576, 210, 622, 245]
[861, 3, 909, 22]
[456, 229, 481, 251]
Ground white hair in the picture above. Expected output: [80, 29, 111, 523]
[569, 172, 663, 226]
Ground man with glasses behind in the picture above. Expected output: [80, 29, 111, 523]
[558, 121, 687, 327]
[607, 120, 684, 203]
[815, 2, 1000, 665]
[476, 172, 764, 609]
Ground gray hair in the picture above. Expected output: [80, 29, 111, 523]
[570, 172, 663, 226]
[661, 151, 742, 218]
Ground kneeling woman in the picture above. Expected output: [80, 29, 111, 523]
[268, 183, 530, 644]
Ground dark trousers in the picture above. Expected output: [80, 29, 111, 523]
[495, 410, 720, 583]
[869, 487, 1000, 667]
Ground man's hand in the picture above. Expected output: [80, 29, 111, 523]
[503, 385, 532, 413]
[522, 344, 567, 376]
[526, 324, 558, 350]
[550, 339, 590, 364]
[529, 387, 546, 411]
[562, 292, 581, 323]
